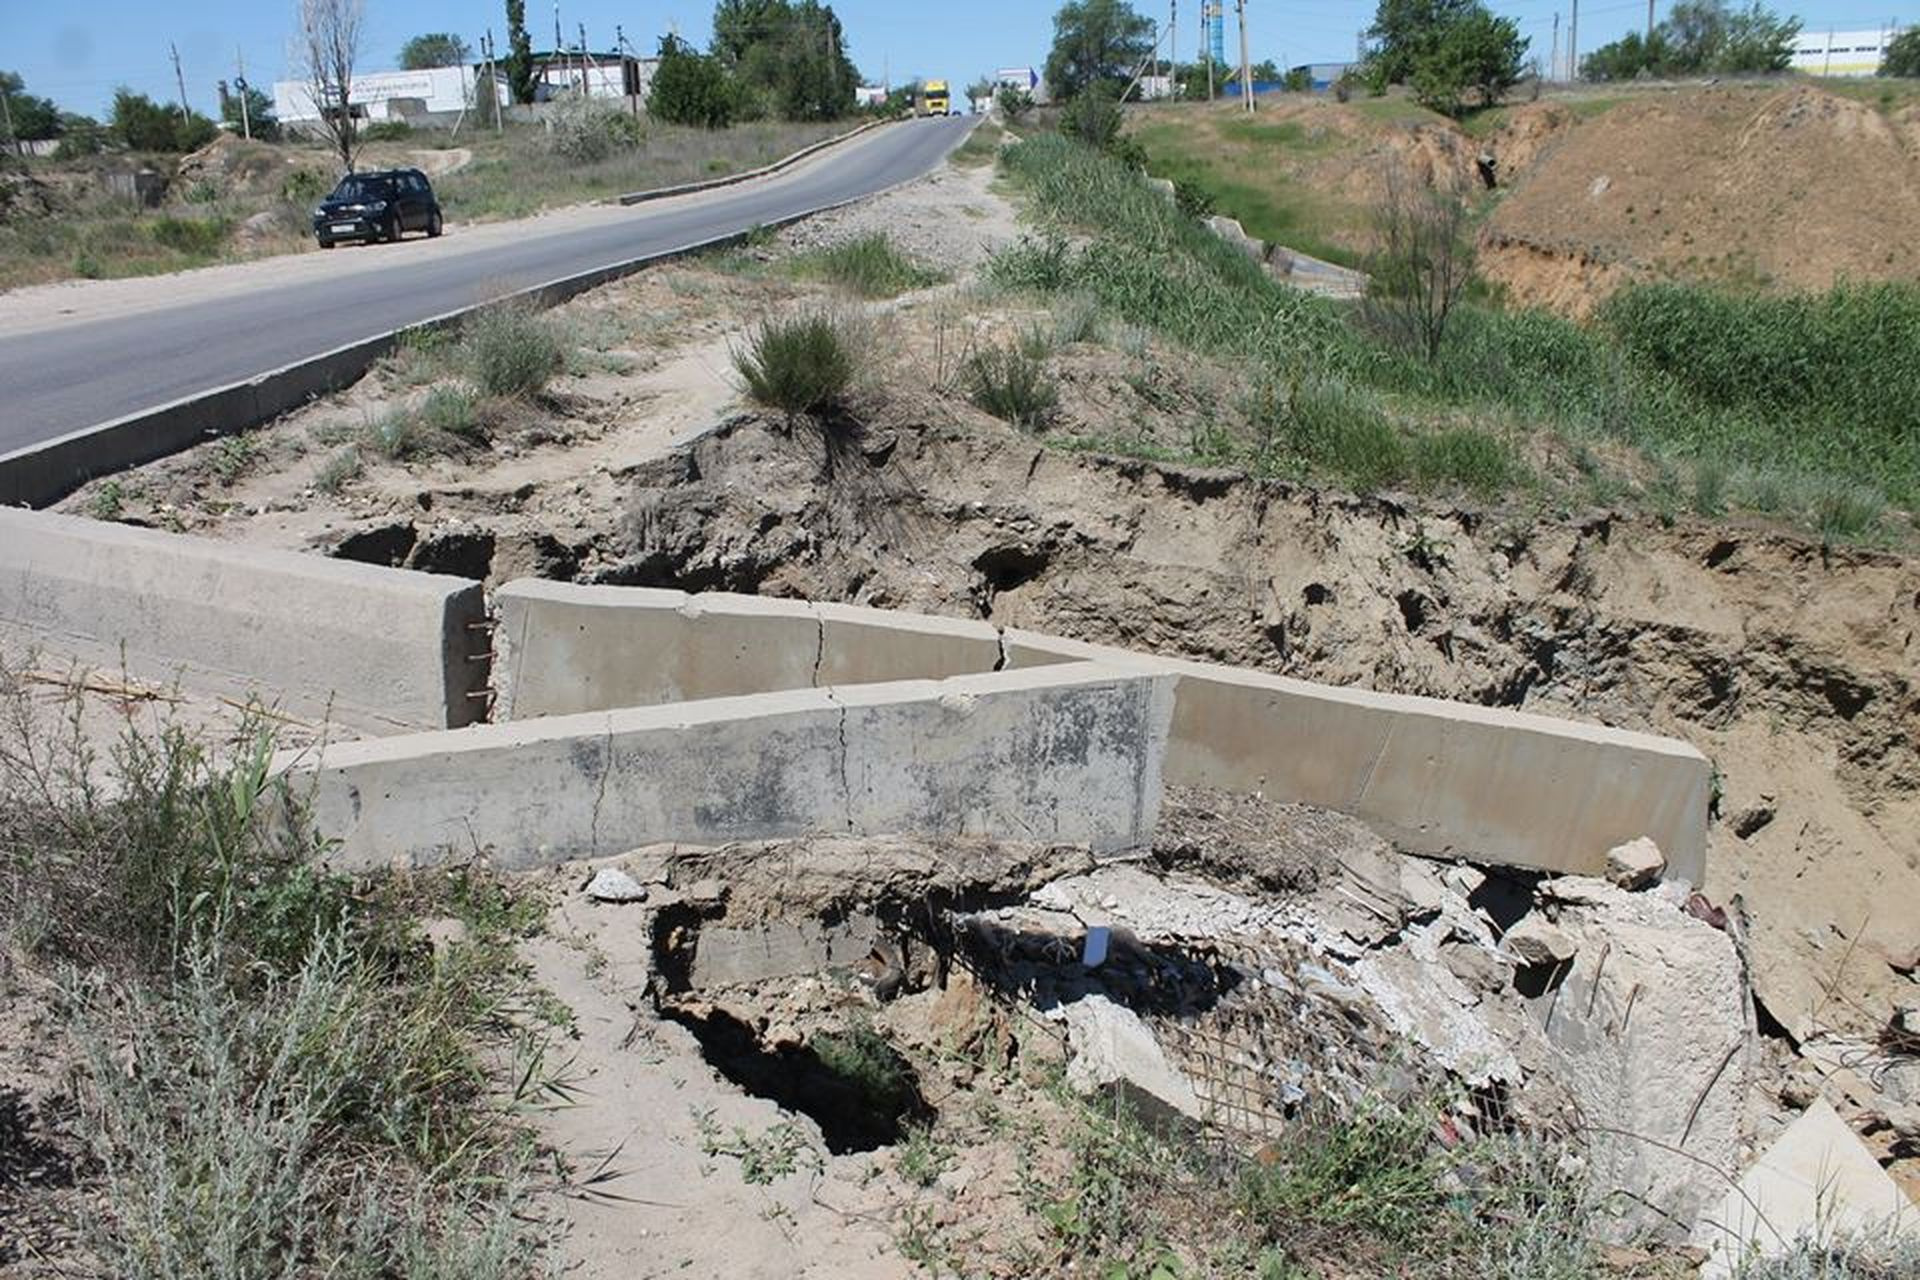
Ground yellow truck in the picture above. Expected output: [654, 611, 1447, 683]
[922, 79, 951, 116]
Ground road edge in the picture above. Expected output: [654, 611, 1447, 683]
[0, 119, 973, 510]
[614, 119, 888, 206]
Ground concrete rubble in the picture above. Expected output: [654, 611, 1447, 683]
[1690, 1098, 1917, 1279]
[1605, 836, 1668, 889]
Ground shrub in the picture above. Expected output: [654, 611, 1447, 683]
[1809, 481, 1886, 543]
[965, 341, 1059, 430]
[150, 215, 230, 256]
[650, 34, 737, 128]
[418, 384, 485, 441]
[283, 168, 330, 206]
[360, 120, 413, 143]
[314, 446, 363, 493]
[1060, 86, 1125, 150]
[734, 310, 859, 416]
[548, 95, 642, 162]
[995, 85, 1035, 121]
[792, 233, 943, 298]
[1410, 426, 1522, 496]
[461, 305, 565, 399]
[366, 409, 424, 459]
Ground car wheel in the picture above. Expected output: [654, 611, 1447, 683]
[319, 238, 335, 250]
[383, 213, 401, 243]
[427, 209, 443, 238]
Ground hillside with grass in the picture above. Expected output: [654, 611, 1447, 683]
[1125, 78, 1920, 315]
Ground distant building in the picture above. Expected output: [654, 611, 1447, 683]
[272, 51, 656, 124]
[995, 66, 1039, 90]
[526, 50, 656, 103]
[1790, 28, 1902, 76]
[273, 65, 491, 123]
[1288, 61, 1355, 90]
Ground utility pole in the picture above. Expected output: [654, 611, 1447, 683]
[1203, 2, 1214, 101]
[235, 47, 252, 139]
[1, 84, 15, 149]
[1551, 12, 1560, 80]
[1646, 0, 1655, 41]
[617, 24, 638, 119]
[1170, 0, 1178, 98]
[1236, 0, 1253, 112]
[485, 30, 504, 130]
[1569, 0, 1579, 83]
[170, 42, 190, 122]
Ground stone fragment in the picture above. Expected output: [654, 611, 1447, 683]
[584, 867, 648, 903]
[686, 878, 728, 907]
[1605, 837, 1667, 890]
[1729, 805, 1776, 839]
[1504, 916, 1578, 967]
[1060, 994, 1203, 1127]
[1689, 1098, 1917, 1279]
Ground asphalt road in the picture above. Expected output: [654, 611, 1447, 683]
[0, 117, 973, 456]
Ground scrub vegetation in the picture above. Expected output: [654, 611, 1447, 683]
[987, 132, 1916, 539]
[0, 661, 558, 1276]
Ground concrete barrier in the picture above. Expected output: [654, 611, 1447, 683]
[1005, 630, 1712, 885]
[0, 507, 487, 729]
[494, 579, 1076, 719]
[492, 583, 1711, 883]
[282, 664, 1176, 870]
[616, 120, 887, 205]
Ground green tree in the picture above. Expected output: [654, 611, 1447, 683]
[1, 71, 63, 142]
[1582, 0, 1796, 79]
[1580, 29, 1670, 79]
[398, 33, 473, 70]
[650, 34, 737, 127]
[712, 0, 858, 121]
[1430, 8, 1527, 113]
[1365, 0, 1479, 84]
[1250, 59, 1283, 81]
[966, 76, 996, 111]
[1281, 66, 1313, 91]
[1881, 26, 1920, 76]
[1045, 0, 1155, 99]
[219, 81, 279, 140]
[504, 0, 536, 103]
[110, 88, 216, 152]
[1714, 2, 1798, 71]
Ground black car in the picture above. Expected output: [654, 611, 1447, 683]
[312, 168, 443, 248]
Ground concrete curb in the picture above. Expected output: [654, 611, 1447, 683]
[0, 121, 965, 511]
[615, 119, 889, 206]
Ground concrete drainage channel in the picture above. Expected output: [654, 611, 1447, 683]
[9, 504, 1908, 1268]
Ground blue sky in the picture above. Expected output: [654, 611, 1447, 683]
[3, 0, 1911, 118]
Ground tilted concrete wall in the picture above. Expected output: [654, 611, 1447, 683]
[494, 579, 1074, 719]
[0, 507, 487, 729]
[1004, 630, 1712, 886]
[488, 579, 1709, 882]
[282, 664, 1174, 870]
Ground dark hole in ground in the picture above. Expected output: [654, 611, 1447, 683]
[974, 543, 1051, 596]
[659, 1003, 931, 1154]
[1396, 590, 1428, 634]
[331, 521, 416, 567]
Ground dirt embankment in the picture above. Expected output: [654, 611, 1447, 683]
[605, 408, 1919, 1050]
[1480, 85, 1920, 314]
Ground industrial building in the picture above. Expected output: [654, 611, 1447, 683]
[1789, 27, 1905, 76]
[272, 50, 654, 125]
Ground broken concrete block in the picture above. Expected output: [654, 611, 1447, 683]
[1060, 994, 1203, 1128]
[1504, 916, 1578, 967]
[585, 867, 648, 903]
[1605, 837, 1667, 890]
[1531, 886, 1750, 1241]
[1690, 1098, 1918, 1279]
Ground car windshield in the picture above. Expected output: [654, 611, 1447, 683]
[329, 177, 394, 203]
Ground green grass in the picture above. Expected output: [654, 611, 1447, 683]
[0, 664, 556, 1276]
[989, 133, 1914, 539]
[951, 120, 1005, 167]
[1127, 120, 1364, 267]
[976, 1083, 1601, 1279]
[788, 233, 945, 299]
[965, 338, 1060, 430]
[733, 309, 861, 417]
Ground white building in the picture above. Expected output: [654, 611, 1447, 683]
[272, 65, 498, 123]
[1789, 27, 1904, 76]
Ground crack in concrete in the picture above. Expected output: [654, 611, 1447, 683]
[993, 625, 1009, 673]
[587, 716, 614, 854]
[810, 608, 827, 687]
